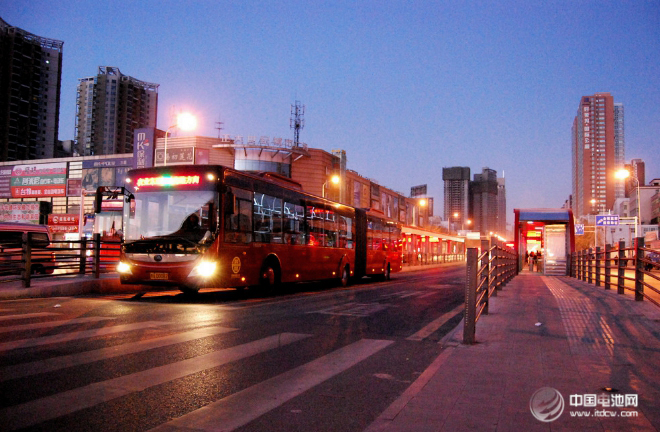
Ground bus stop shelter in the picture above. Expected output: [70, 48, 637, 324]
[514, 208, 575, 275]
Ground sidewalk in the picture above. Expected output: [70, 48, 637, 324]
[0, 273, 134, 300]
[367, 271, 660, 432]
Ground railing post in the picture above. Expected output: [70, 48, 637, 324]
[464, 248, 478, 345]
[22, 232, 32, 288]
[634, 237, 644, 301]
[79, 237, 87, 274]
[94, 233, 101, 279]
[492, 239, 499, 296]
[579, 250, 584, 281]
[604, 244, 611, 290]
[587, 248, 593, 284]
[595, 246, 601, 287]
[481, 238, 490, 315]
[617, 240, 625, 295]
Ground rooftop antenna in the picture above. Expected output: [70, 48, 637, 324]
[215, 115, 224, 138]
[290, 101, 305, 147]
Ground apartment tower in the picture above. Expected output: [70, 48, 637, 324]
[571, 92, 625, 219]
[0, 17, 63, 161]
[75, 66, 158, 156]
[470, 167, 499, 235]
[443, 167, 470, 228]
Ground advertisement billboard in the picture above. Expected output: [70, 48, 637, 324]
[11, 163, 67, 198]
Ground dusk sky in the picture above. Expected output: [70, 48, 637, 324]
[3, 1, 659, 224]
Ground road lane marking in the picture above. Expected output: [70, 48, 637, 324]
[150, 338, 394, 432]
[0, 332, 310, 430]
[0, 312, 61, 321]
[0, 325, 238, 382]
[0, 316, 116, 333]
[0, 321, 169, 351]
[406, 304, 464, 341]
[307, 302, 390, 317]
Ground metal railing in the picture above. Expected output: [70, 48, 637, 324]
[569, 237, 660, 308]
[403, 253, 465, 266]
[463, 237, 517, 344]
[0, 233, 121, 288]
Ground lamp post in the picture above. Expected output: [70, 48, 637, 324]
[322, 174, 340, 199]
[615, 169, 640, 238]
[590, 198, 598, 247]
[163, 112, 197, 166]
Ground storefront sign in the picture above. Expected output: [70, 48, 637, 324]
[0, 202, 42, 223]
[134, 128, 156, 169]
[11, 163, 67, 197]
[155, 147, 195, 165]
[0, 165, 13, 198]
[67, 178, 82, 197]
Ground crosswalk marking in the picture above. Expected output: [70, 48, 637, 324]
[0, 316, 116, 334]
[150, 338, 394, 432]
[0, 325, 238, 382]
[406, 304, 464, 341]
[0, 321, 169, 351]
[0, 312, 61, 321]
[0, 332, 310, 430]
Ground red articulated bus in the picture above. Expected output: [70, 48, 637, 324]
[117, 165, 402, 294]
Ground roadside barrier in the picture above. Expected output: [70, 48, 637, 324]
[0, 233, 121, 288]
[463, 237, 517, 344]
[569, 237, 660, 308]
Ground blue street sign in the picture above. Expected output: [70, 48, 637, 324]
[595, 215, 620, 226]
[575, 224, 585, 235]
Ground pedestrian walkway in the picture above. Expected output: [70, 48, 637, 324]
[367, 272, 660, 432]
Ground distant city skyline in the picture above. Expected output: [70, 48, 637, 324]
[2, 2, 658, 221]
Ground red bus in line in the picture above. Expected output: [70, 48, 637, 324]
[116, 165, 402, 294]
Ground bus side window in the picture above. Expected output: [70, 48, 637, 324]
[283, 201, 304, 245]
[225, 189, 252, 243]
[306, 205, 324, 246]
[325, 209, 338, 248]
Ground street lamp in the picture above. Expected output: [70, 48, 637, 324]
[615, 169, 640, 238]
[322, 174, 340, 198]
[164, 112, 197, 166]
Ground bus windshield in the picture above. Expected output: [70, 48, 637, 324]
[124, 190, 215, 244]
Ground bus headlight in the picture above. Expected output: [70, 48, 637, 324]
[117, 261, 132, 274]
[189, 261, 217, 278]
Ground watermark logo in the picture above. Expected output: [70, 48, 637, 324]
[530, 387, 565, 422]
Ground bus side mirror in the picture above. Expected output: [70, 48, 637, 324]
[94, 187, 104, 213]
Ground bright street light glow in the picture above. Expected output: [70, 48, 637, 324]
[176, 112, 197, 131]
[330, 175, 340, 184]
[615, 169, 630, 180]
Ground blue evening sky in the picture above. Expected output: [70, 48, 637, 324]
[3, 1, 659, 224]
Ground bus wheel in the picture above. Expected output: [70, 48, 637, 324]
[384, 264, 391, 281]
[260, 260, 281, 290]
[339, 265, 350, 287]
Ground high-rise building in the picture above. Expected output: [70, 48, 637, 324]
[75, 66, 158, 156]
[571, 92, 625, 219]
[624, 158, 645, 197]
[0, 17, 63, 161]
[497, 176, 506, 236]
[470, 167, 498, 235]
[442, 167, 470, 228]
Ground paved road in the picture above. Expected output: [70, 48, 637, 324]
[0, 264, 465, 431]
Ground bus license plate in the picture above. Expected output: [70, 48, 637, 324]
[150, 272, 169, 280]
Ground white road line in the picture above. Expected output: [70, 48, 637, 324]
[379, 290, 409, 299]
[1, 332, 311, 431]
[0, 316, 116, 334]
[397, 291, 423, 298]
[0, 325, 238, 382]
[0, 312, 61, 321]
[417, 291, 438, 299]
[0, 321, 169, 351]
[406, 304, 464, 341]
[150, 338, 394, 432]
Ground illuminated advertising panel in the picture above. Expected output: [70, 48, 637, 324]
[11, 163, 67, 197]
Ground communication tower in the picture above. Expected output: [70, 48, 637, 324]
[290, 101, 305, 148]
